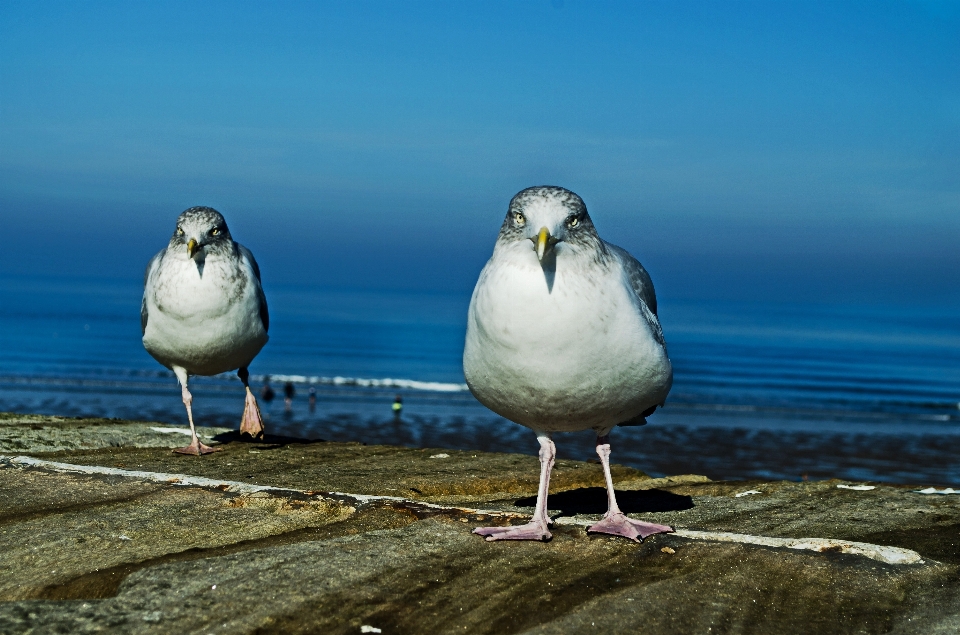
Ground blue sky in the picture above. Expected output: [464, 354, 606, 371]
[1, 0, 958, 303]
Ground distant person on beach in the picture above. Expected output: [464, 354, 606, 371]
[284, 381, 295, 412]
[392, 395, 403, 420]
[261, 378, 275, 408]
[308, 386, 317, 412]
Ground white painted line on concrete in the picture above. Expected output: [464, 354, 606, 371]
[1, 455, 516, 517]
[552, 517, 923, 565]
[149, 427, 199, 436]
[4, 455, 926, 566]
[7, 455, 282, 494]
[672, 530, 922, 565]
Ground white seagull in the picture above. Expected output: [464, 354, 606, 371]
[464, 186, 673, 542]
[141, 206, 269, 455]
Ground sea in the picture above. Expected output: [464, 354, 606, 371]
[2, 274, 959, 485]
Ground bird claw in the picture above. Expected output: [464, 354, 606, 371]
[173, 440, 221, 455]
[473, 520, 552, 542]
[240, 388, 265, 440]
[587, 512, 672, 542]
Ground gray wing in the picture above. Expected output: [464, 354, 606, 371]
[606, 243, 658, 315]
[606, 242, 664, 345]
[238, 243, 269, 333]
[141, 250, 164, 335]
[607, 243, 668, 425]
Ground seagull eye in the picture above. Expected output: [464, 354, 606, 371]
[211, 228, 220, 236]
[514, 213, 525, 226]
[176, 227, 184, 236]
[568, 217, 580, 228]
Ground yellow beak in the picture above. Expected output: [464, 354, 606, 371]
[536, 227, 550, 261]
[187, 238, 199, 257]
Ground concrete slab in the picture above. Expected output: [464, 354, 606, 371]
[1, 415, 959, 634]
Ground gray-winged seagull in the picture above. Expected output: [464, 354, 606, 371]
[463, 186, 673, 542]
[142, 206, 269, 455]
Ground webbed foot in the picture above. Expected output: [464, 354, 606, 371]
[473, 519, 552, 542]
[587, 512, 672, 542]
[173, 439, 221, 455]
[240, 387, 265, 440]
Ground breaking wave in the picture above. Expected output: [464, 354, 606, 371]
[251, 374, 469, 393]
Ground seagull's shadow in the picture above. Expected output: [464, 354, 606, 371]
[211, 431, 323, 446]
[515, 487, 693, 517]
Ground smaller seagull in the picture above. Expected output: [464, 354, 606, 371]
[464, 186, 673, 542]
[142, 207, 269, 455]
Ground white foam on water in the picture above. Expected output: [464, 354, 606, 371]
[915, 487, 959, 495]
[251, 374, 469, 393]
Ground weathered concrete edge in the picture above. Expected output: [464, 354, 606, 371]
[149, 426, 219, 438]
[1, 455, 521, 516]
[5, 455, 926, 566]
[671, 530, 924, 566]
[555, 517, 925, 566]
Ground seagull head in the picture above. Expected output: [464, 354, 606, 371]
[170, 207, 233, 260]
[498, 186, 598, 262]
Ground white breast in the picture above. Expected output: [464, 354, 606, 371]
[463, 244, 672, 432]
[142, 252, 268, 376]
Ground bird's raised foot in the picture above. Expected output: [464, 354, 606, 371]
[473, 520, 552, 542]
[587, 512, 672, 543]
[173, 439, 221, 456]
[240, 387, 265, 440]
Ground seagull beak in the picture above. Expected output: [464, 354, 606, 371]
[187, 238, 199, 258]
[536, 227, 550, 262]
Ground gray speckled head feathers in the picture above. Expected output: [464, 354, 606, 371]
[510, 186, 586, 216]
[169, 206, 234, 256]
[497, 185, 605, 262]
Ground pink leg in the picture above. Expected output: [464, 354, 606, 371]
[238, 367, 265, 440]
[172, 372, 220, 456]
[474, 432, 555, 541]
[587, 435, 671, 542]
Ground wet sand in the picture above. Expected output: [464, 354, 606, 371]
[264, 411, 960, 487]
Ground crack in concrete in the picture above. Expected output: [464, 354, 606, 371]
[5, 454, 927, 566]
